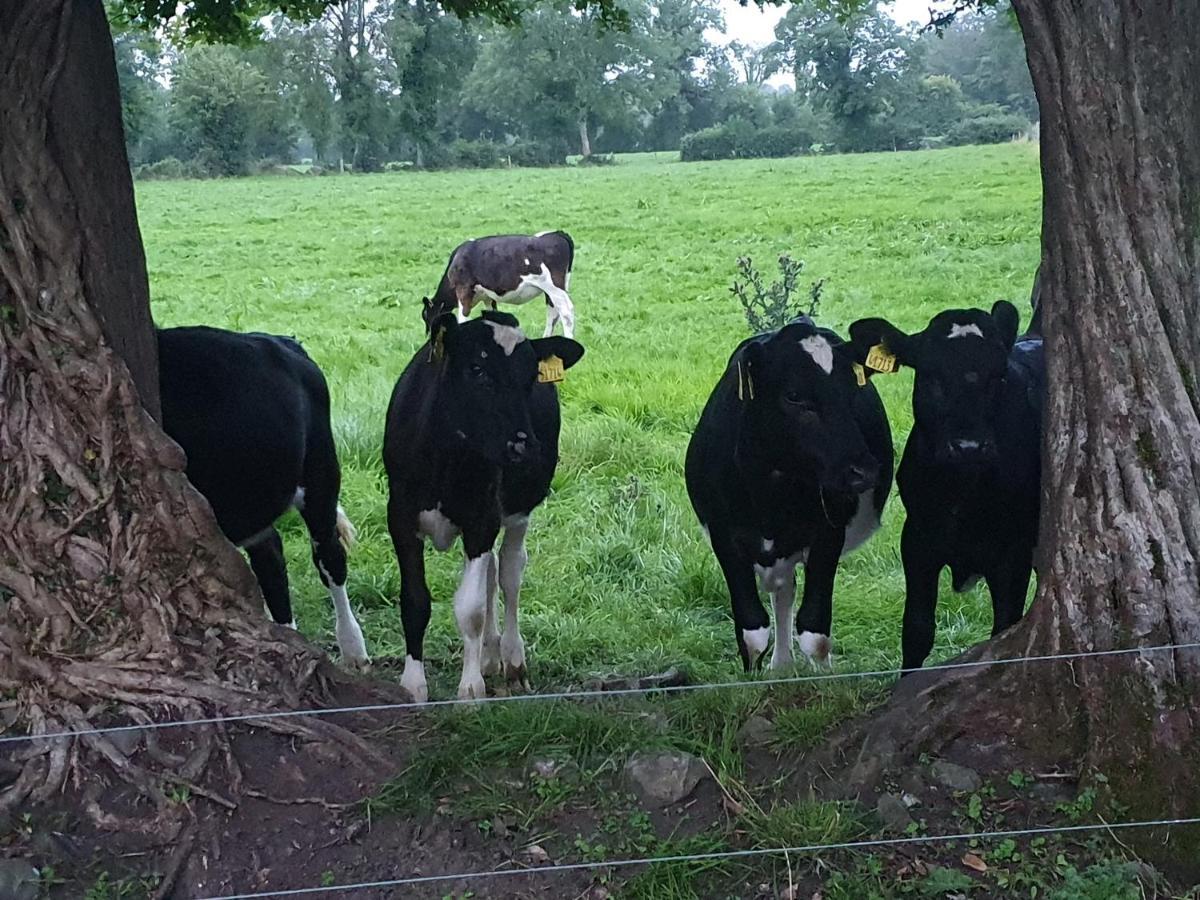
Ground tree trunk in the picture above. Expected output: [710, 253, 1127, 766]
[578, 114, 592, 158]
[1012, 0, 1200, 836]
[818, 1, 1200, 874]
[0, 0, 360, 824]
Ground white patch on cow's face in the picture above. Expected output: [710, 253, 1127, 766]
[742, 626, 770, 659]
[799, 630, 831, 664]
[761, 538, 774, 553]
[401, 655, 428, 703]
[484, 319, 527, 356]
[800, 335, 834, 374]
[948, 323, 984, 339]
[417, 506, 460, 552]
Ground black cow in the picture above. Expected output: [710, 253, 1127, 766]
[848, 300, 1044, 671]
[685, 318, 894, 671]
[383, 310, 584, 701]
[158, 326, 369, 667]
[421, 231, 576, 338]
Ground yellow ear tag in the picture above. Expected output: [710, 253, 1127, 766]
[852, 362, 867, 387]
[428, 326, 447, 363]
[736, 360, 754, 401]
[538, 354, 565, 384]
[865, 343, 898, 374]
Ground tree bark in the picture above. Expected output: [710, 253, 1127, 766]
[578, 114, 592, 158]
[1012, 0, 1200, 836]
[0, 0, 360, 822]
[817, 1, 1200, 874]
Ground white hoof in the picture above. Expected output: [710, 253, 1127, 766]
[457, 674, 487, 701]
[401, 656, 428, 703]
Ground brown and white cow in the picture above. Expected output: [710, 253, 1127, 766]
[422, 231, 576, 338]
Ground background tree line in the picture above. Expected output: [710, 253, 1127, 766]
[112, 0, 1036, 177]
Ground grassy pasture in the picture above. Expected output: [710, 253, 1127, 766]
[141, 143, 1041, 697]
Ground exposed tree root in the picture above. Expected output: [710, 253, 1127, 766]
[0, 0, 387, 834]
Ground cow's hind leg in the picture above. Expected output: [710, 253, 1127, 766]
[455, 550, 495, 700]
[528, 265, 575, 338]
[246, 528, 293, 627]
[481, 552, 502, 676]
[300, 437, 369, 668]
[542, 298, 560, 338]
[499, 516, 531, 689]
[986, 548, 1033, 637]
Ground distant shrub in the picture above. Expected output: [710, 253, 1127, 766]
[576, 153, 616, 166]
[132, 157, 205, 181]
[681, 122, 815, 162]
[449, 139, 504, 169]
[384, 160, 413, 173]
[680, 125, 737, 162]
[506, 140, 567, 167]
[947, 113, 1031, 147]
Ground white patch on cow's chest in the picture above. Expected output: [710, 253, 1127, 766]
[841, 488, 881, 556]
[800, 335, 834, 374]
[755, 551, 807, 592]
[417, 506, 460, 552]
[948, 323, 983, 339]
[484, 320, 527, 355]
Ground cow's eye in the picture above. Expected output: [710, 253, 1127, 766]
[785, 392, 816, 411]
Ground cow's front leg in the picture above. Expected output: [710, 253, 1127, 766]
[455, 549, 495, 700]
[795, 529, 845, 668]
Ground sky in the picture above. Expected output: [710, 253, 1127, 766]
[714, 0, 956, 84]
[716, 0, 954, 46]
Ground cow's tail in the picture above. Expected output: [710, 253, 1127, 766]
[336, 505, 358, 552]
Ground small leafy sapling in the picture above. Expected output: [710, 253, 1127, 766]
[730, 254, 825, 333]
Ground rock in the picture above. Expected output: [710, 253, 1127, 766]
[737, 715, 776, 747]
[899, 770, 927, 797]
[107, 727, 143, 755]
[0, 859, 39, 900]
[529, 758, 576, 781]
[624, 751, 709, 807]
[901, 792, 921, 808]
[876, 793, 914, 833]
[931, 760, 982, 793]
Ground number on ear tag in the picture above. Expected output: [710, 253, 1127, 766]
[538, 355, 565, 384]
[865, 343, 898, 374]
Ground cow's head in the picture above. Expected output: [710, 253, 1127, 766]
[736, 320, 879, 495]
[849, 300, 1019, 466]
[428, 310, 584, 465]
[421, 295, 449, 333]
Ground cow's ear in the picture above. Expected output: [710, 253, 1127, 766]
[531, 336, 585, 370]
[990, 300, 1019, 351]
[848, 317, 917, 373]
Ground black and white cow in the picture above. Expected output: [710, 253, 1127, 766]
[422, 231, 576, 338]
[848, 300, 1044, 671]
[383, 310, 584, 701]
[685, 318, 894, 671]
[158, 326, 369, 667]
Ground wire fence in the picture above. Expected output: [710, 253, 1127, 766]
[1, 640, 1197, 746]
[197, 816, 1200, 899]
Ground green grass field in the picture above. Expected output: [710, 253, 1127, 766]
[132, 145, 1175, 899]
[141, 143, 1042, 697]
